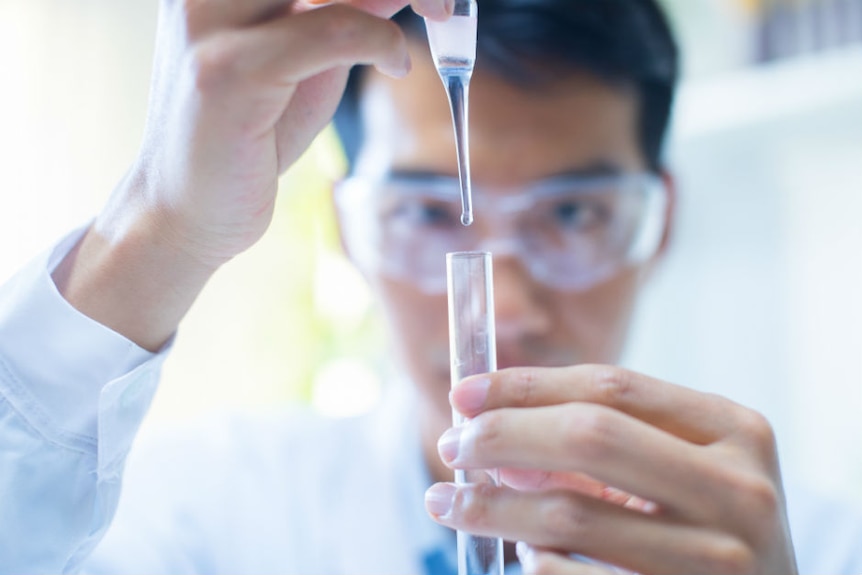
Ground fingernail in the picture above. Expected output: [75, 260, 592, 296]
[516, 542, 535, 572]
[453, 376, 490, 413]
[420, 0, 450, 21]
[383, 51, 412, 79]
[437, 426, 463, 464]
[403, 52, 412, 75]
[425, 482, 456, 518]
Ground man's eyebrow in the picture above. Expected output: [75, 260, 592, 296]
[547, 162, 624, 179]
[388, 162, 625, 182]
[388, 169, 456, 181]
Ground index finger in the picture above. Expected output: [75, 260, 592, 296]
[451, 365, 744, 445]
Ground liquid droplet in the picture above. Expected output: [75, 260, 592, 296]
[461, 211, 473, 226]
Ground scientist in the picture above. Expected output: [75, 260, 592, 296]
[1, 0, 861, 574]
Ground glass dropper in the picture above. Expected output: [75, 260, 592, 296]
[425, 0, 478, 226]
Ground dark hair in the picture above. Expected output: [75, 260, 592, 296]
[334, 0, 679, 173]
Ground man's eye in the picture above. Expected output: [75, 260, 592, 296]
[389, 200, 459, 228]
[554, 201, 581, 221]
[545, 197, 612, 232]
[551, 201, 592, 225]
[418, 203, 457, 225]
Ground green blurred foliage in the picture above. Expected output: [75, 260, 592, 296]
[263, 127, 385, 405]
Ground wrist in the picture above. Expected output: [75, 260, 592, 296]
[53, 172, 218, 351]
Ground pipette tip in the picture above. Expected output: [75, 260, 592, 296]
[461, 212, 473, 226]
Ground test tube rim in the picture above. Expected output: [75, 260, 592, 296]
[446, 250, 491, 262]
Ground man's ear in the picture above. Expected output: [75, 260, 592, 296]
[329, 179, 372, 289]
[656, 168, 677, 260]
[329, 180, 355, 264]
[641, 168, 677, 283]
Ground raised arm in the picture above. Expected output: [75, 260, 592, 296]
[0, 1, 451, 573]
[51, 0, 448, 351]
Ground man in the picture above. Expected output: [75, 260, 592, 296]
[0, 0, 860, 574]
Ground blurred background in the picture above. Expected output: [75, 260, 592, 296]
[0, 0, 860, 504]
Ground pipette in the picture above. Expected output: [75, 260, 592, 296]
[446, 252, 504, 575]
[425, 0, 478, 226]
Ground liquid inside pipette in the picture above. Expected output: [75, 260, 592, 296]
[425, 3, 477, 226]
[440, 68, 473, 226]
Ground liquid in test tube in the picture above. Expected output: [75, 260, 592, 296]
[446, 252, 504, 575]
[425, 0, 478, 226]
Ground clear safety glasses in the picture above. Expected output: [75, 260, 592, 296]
[334, 173, 668, 294]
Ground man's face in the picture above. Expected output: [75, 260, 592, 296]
[341, 41, 665, 438]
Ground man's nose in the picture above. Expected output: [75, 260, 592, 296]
[492, 253, 552, 341]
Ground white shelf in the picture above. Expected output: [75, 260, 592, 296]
[672, 46, 862, 141]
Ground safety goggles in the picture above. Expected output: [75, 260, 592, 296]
[334, 172, 668, 294]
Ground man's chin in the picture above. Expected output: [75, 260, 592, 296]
[433, 353, 580, 379]
[495, 353, 581, 372]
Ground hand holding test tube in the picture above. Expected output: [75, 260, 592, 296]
[446, 252, 505, 575]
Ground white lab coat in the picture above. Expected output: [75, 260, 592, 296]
[1, 229, 861, 575]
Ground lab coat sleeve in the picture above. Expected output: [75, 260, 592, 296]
[0, 229, 167, 575]
[787, 481, 862, 575]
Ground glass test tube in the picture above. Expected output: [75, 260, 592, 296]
[446, 252, 504, 575]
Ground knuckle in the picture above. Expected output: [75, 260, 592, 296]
[190, 38, 240, 92]
[540, 495, 589, 541]
[528, 553, 562, 575]
[734, 473, 781, 539]
[316, 5, 402, 60]
[472, 410, 505, 454]
[590, 365, 634, 406]
[454, 484, 495, 530]
[735, 407, 779, 461]
[513, 368, 540, 405]
[700, 538, 755, 574]
[564, 408, 615, 460]
[317, 6, 365, 50]
[379, 18, 405, 51]
[743, 475, 780, 516]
